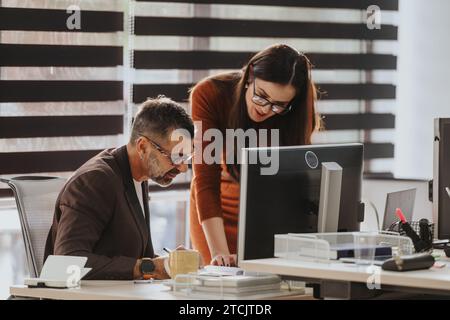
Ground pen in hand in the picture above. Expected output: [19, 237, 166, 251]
[163, 247, 171, 255]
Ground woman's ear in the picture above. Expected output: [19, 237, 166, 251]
[247, 64, 254, 84]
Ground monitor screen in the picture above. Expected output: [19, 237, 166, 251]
[238, 143, 364, 262]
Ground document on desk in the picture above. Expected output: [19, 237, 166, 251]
[193, 282, 282, 295]
[197, 274, 281, 287]
[188, 274, 282, 296]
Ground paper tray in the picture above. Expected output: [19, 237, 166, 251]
[274, 231, 414, 262]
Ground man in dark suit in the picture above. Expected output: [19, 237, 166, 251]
[45, 96, 194, 280]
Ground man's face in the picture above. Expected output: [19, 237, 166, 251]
[140, 131, 192, 187]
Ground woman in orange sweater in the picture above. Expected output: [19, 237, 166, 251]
[189, 44, 319, 266]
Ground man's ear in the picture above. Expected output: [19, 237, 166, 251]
[136, 137, 146, 158]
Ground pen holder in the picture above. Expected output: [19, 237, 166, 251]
[388, 220, 434, 252]
[388, 221, 435, 240]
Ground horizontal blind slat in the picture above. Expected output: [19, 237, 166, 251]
[364, 143, 394, 159]
[0, 81, 123, 102]
[134, 17, 398, 40]
[0, 116, 124, 138]
[135, 0, 399, 11]
[0, 44, 123, 67]
[134, 51, 397, 70]
[0, 150, 104, 174]
[132, 83, 396, 103]
[0, 143, 393, 176]
[0, 189, 14, 198]
[0, 8, 123, 32]
[322, 113, 395, 130]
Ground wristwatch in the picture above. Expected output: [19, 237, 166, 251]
[140, 258, 155, 280]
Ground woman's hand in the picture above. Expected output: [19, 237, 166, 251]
[202, 217, 235, 266]
[210, 254, 237, 267]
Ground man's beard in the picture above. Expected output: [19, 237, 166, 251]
[148, 155, 180, 187]
[152, 167, 180, 187]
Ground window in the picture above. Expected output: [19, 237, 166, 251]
[0, 1, 399, 296]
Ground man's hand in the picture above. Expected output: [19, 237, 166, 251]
[134, 246, 201, 279]
[210, 254, 237, 267]
[151, 256, 170, 279]
[133, 256, 170, 280]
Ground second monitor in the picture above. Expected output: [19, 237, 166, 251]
[237, 143, 365, 263]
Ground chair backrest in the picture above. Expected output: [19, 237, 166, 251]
[1, 176, 66, 278]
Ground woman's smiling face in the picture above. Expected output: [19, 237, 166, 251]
[245, 77, 296, 122]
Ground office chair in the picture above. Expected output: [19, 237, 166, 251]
[0, 176, 66, 278]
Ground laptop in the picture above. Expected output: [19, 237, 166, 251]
[24, 255, 91, 288]
[382, 188, 416, 230]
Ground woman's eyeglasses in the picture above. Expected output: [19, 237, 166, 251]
[139, 134, 193, 165]
[251, 79, 293, 115]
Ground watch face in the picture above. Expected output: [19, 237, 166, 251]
[141, 259, 155, 273]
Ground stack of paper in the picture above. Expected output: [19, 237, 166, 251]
[192, 273, 282, 296]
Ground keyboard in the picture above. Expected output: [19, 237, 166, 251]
[199, 265, 245, 276]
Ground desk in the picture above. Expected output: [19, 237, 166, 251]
[10, 281, 179, 300]
[10, 280, 311, 300]
[240, 251, 450, 299]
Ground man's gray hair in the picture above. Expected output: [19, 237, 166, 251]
[130, 95, 194, 144]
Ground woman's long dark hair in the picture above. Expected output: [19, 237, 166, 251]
[207, 44, 320, 181]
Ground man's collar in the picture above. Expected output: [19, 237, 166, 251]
[112, 145, 134, 189]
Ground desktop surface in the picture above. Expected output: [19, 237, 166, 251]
[10, 279, 309, 300]
[10, 280, 178, 300]
[240, 250, 450, 294]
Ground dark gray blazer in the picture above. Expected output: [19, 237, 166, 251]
[45, 145, 154, 280]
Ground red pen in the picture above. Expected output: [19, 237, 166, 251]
[396, 208, 423, 251]
[396, 208, 407, 223]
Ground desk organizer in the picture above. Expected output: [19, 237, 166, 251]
[274, 231, 414, 262]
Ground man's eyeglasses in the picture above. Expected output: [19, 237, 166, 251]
[251, 79, 293, 115]
[139, 134, 193, 165]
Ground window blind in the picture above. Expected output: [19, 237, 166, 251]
[131, 0, 398, 177]
[0, 0, 125, 197]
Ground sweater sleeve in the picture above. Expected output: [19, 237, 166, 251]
[190, 80, 224, 223]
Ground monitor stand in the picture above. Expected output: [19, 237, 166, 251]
[318, 162, 343, 233]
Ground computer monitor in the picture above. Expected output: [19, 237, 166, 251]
[237, 143, 364, 263]
[383, 188, 416, 230]
[433, 118, 450, 240]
